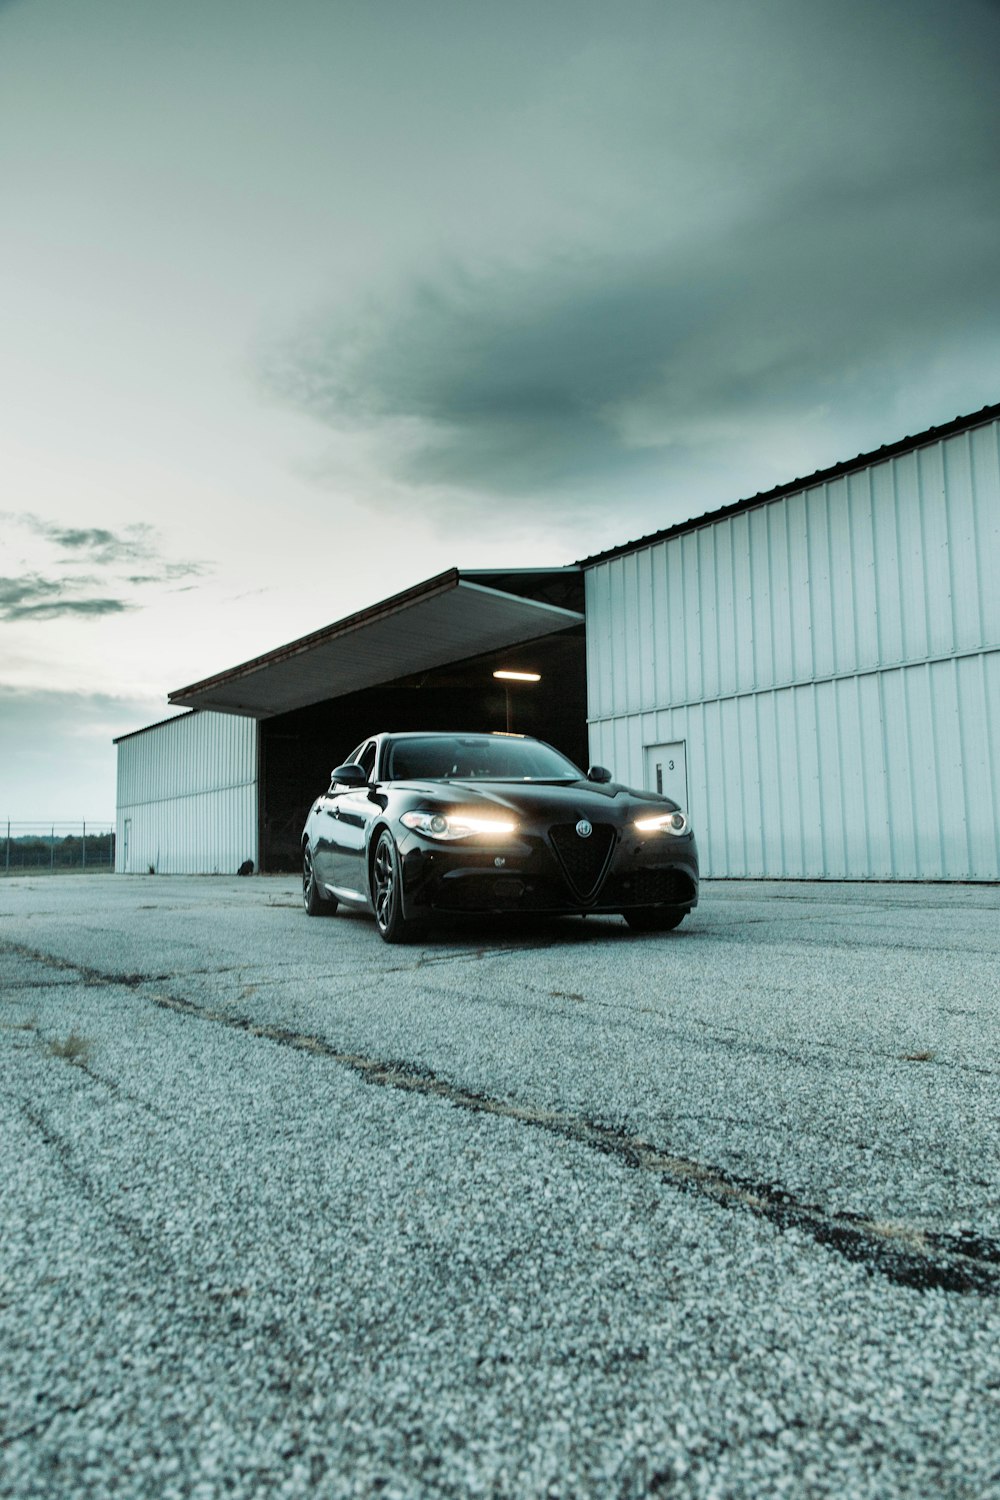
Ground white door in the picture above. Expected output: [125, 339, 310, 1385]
[644, 742, 688, 811]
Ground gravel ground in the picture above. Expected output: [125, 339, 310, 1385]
[0, 874, 998, 1499]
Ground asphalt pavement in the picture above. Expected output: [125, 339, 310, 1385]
[1, 874, 998, 1498]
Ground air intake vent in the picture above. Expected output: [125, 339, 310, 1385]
[549, 823, 616, 898]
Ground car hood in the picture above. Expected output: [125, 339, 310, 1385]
[390, 779, 681, 817]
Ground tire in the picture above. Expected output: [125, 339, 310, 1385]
[371, 830, 421, 943]
[303, 845, 337, 917]
[624, 907, 687, 933]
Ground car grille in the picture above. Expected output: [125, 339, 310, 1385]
[432, 875, 564, 912]
[548, 822, 616, 898]
[605, 869, 696, 907]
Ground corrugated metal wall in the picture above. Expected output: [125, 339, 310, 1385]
[586, 418, 1000, 879]
[116, 712, 258, 874]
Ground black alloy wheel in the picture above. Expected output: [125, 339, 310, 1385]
[624, 907, 686, 932]
[303, 845, 337, 917]
[372, 830, 419, 943]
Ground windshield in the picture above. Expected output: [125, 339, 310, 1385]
[386, 735, 582, 782]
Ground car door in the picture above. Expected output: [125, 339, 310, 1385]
[311, 741, 364, 888]
[328, 739, 379, 897]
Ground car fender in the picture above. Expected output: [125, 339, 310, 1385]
[364, 819, 392, 906]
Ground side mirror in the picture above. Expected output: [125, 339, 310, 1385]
[587, 765, 613, 784]
[331, 763, 368, 788]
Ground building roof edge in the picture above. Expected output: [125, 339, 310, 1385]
[577, 400, 1000, 568]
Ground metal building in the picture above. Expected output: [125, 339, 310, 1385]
[583, 405, 1000, 879]
[115, 401, 999, 882]
[114, 711, 258, 874]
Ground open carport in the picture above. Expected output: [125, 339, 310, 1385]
[167, 567, 586, 870]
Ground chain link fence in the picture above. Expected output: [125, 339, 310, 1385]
[2, 822, 116, 875]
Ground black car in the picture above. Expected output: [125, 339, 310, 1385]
[301, 731, 698, 943]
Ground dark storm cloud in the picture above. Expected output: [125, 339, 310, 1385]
[0, 575, 132, 621]
[47, 526, 119, 551]
[265, 0, 1000, 521]
[0, 514, 206, 621]
[23, 517, 165, 566]
[124, 563, 207, 585]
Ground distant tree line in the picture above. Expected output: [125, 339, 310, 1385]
[2, 830, 115, 873]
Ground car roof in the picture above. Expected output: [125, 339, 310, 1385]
[375, 730, 532, 740]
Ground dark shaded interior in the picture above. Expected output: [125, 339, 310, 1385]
[259, 625, 587, 871]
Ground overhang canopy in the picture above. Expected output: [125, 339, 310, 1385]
[169, 568, 584, 718]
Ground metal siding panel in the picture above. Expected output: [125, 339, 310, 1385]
[834, 674, 864, 875]
[748, 504, 771, 689]
[697, 527, 721, 699]
[827, 475, 857, 675]
[737, 694, 764, 875]
[803, 684, 829, 876]
[905, 665, 939, 878]
[978, 652, 1000, 876]
[776, 684, 804, 876]
[650, 543, 670, 708]
[611, 714, 632, 780]
[880, 670, 915, 876]
[870, 459, 904, 664]
[943, 431, 981, 653]
[811, 682, 837, 875]
[636, 547, 657, 709]
[608, 558, 630, 717]
[674, 700, 698, 845]
[596, 424, 998, 879]
[817, 678, 847, 876]
[858, 673, 889, 875]
[116, 713, 258, 874]
[767, 502, 792, 685]
[916, 443, 953, 658]
[783, 492, 812, 683]
[895, 452, 930, 663]
[585, 567, 613, 722]
[703, 699, 727, 870]
[929, 658, 968, 879]
[969, 422, 1000, 648]
[623, 551, 644, 714]
[680, 530, 701, 701]
[597, 645, 999, 882]
[729, 514, 753, 691]
[959, 654, 999, 876]
[755, 691, 782, 875]
[847, 468, 879, 669]
[124, 785, 257, 875]
[807, 486, 835, 678]
[664, 534, 684, 705]
[711, 523, 734, 698]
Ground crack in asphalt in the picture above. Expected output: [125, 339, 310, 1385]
[0, 1392, 101, 1451]
[146, 991, 1000, 1297]
[4, 939, 999, 1298]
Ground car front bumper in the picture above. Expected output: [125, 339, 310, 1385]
[396, 827, 699, 919]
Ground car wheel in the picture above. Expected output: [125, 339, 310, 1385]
[624, 907, 686, 932]
[303, 845, 337, 917]
[372, 830, 420, 943]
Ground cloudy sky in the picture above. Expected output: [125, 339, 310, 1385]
[1, 0, 998, 820]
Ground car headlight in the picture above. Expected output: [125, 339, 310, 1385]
[400, 810, 518, 841]
[634, 810, 689, 835]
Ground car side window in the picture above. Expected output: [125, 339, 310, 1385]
[356, 742, 377, 781]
